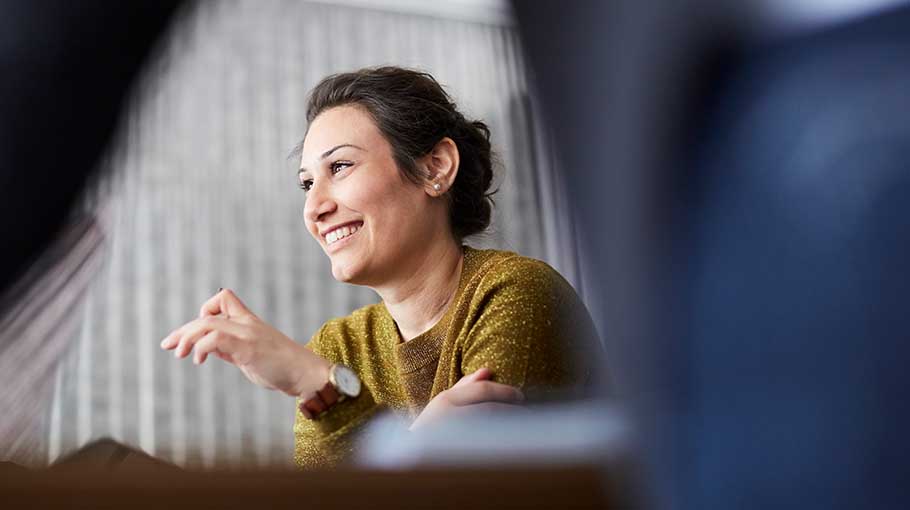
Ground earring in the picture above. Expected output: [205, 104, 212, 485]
[432, 183, 441, 191]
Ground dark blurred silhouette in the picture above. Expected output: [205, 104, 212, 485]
[0, 1, 180, 296]
[0, 0, 180, 466]
[516, 1, 910, 509]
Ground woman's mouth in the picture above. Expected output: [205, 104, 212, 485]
[324, 221, 363, 247]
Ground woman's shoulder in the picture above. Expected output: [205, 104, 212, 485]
[463, 246, 575, 297]
[457, 247, 603, 393]
[461, 246, 597, 340]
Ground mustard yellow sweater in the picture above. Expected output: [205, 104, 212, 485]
[293, 247, 601, 469]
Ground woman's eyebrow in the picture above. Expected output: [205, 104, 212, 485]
[299, 143, 365, 173]
[321, 143, 364, 159]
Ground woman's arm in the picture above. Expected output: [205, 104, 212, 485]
[160, 289, 332, 403]
[162, 289, 383, 468]
[408, 367, 524, 431]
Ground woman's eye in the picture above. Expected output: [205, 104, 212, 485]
[299, 179, 313, 192]
[330, 161, 352, 174]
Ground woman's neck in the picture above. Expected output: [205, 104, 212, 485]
[376, 238, 464, 342]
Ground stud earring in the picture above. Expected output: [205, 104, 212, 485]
[433, 183, 441, 191]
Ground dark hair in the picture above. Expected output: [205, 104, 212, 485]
[303, 66, 495, 240]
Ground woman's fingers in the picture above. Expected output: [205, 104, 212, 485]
[190, 330, 218, 365]
[199, 288, 253, 319]
[445, 380, 524, 407]
[192, 329, 244, 365]
[174, 328, 205, 359]
[452, 367, 492, 388]
[161, 323, 191, 350]
[448, 368, 523, 405]
[161, 316, 249, 359]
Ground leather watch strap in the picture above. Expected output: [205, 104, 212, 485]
[299, 381, 342, 420]
[317, 380, 340, 407]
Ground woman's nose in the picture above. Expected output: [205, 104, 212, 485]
[303, 181, 337, 224]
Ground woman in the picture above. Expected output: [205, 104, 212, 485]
[161, 67, 602, 469]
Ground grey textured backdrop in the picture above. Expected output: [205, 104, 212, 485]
[45, 0, 580, 469]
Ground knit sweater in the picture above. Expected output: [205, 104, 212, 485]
[293, 246, 601, 469]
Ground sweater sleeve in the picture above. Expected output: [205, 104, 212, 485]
[460, 256, 601, 401]
[292, 323, 382, 469]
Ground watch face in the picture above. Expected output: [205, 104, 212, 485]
[333, 365, 361, 397]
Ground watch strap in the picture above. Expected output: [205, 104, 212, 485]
[299, 380, 342, 420]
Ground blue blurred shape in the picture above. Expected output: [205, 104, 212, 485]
[682, 5, 910, 508]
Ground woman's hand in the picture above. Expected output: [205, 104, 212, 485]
[160, 289, 331, 397]
[409, 368, 525, 431]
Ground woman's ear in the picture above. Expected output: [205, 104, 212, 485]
[423, 137, 459, 196]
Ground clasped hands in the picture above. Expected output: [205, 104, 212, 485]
[161, 289, 525, 430]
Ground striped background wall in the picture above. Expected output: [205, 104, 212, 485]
[45, 0, 578, 469]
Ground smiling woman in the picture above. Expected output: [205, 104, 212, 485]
[297, 103, 457, 287]
[161, 66, 603, 469]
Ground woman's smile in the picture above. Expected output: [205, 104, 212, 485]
[323, 221, 364, 252]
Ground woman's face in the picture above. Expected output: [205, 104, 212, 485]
[299, 105, 436, 285]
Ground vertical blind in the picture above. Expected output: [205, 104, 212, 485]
[45, 0, 579, 469]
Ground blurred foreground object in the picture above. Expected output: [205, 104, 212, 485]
[50, 437, 178, 472]
[0, 218, 104, 466]
[0, 0, 179, 466]
[0, 1, 180, 294]
[679, 4, 910, 508]
[359, 400, 630, 469]
[1, 438, 614, 510]
[358, 399, 639, 506]
[515, 0, 910, 508]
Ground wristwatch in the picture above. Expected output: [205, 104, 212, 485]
[298, 363, 362, 420]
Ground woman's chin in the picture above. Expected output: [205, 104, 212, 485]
[330, 260, 360, 284]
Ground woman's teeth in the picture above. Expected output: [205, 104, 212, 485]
[326, 224, 359, 245]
